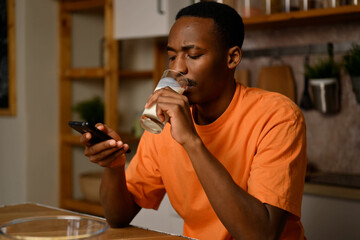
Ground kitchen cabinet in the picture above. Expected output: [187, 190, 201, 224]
[114, 0, 193, 39]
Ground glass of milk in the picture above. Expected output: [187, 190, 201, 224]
[139, 69, 188, 134]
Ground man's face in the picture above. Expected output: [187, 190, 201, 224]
[167, 17, 230, 105]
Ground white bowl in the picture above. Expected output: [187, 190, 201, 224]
[0, 215, 109, 239]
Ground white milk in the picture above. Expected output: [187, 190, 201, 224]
[140, 82, 185, 134]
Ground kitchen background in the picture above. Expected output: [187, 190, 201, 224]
[0, 0, 359, 239]
[241, 21, 360, 174]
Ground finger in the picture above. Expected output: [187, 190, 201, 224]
[95, 122, 104, 129]
[84, 139, 118, 157]
[88, 147, 120, 165]
[89, 143, 129, 167]
[151, 89, 186, 120]
[144, 90, 161, 109]
[95, 150, 126, 168]
[80, 132, 93, 147]
[95, 123, 121, 141]
[145, 87, 179, 109]
[85, 138, 129, 158]
[155, 95, 188, 122]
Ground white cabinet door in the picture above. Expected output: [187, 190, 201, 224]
[114, 0, 193, 39]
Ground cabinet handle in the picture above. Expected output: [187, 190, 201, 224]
[157, 0, 165, 15]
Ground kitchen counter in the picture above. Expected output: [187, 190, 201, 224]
[305, 172, 360, 201]
[0, 203, 186, 239]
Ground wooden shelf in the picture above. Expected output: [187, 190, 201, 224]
[243, 5, 360, 30]
[61, 134, 82, 146]
[61, 0, 105, 12]
[58, 0, 117, 215]
[119, 70, 153, 79]
[64, 68, 153, 80]
[65, 67, 105, 79]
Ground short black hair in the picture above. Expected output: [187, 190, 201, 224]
[176, 1, 244, 49]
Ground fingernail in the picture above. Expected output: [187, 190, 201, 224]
[109, 140, 116, 147]
[86, 133, 91, 139]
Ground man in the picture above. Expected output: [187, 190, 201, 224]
[81, 2, 307, 239]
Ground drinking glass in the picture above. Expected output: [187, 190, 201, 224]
[140, 69, 188, 134]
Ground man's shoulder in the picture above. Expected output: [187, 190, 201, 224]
[239, 86, 303, 121]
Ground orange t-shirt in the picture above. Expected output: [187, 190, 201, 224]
[126, 83, 307, 240]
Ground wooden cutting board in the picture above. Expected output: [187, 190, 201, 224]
[235, 68, 250, 86]
[257, 65, 296, 102]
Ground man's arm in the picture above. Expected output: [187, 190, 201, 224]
[80, 124, 141, 227]
[100, 166, 141, 227]
[151, 89, 289, 239]
[183, 138, 288, 240]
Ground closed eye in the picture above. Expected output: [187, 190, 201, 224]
[187, 54, 202, 60]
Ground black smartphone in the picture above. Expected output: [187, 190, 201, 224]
[68, 121, 130, 153]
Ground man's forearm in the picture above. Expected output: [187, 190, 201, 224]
[100, 167, 141, 228]
[183, 138, 288, 240]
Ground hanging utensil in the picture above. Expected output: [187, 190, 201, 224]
[300, 55, 313, 110]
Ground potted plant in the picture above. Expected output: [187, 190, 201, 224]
[305, 43, 341, 114]
[343, 44, 360, 104]
[73, 96, 105, 124]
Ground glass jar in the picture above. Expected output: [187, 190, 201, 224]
[236, 0, 266, 17]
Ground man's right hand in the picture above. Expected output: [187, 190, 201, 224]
[79, 123, 130, 168]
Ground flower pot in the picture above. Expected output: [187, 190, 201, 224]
[79, 171, 103, 203]
[350, 76, 360, 104]
[309, 78, 340, 114]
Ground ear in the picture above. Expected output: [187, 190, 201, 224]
[227, 46, 242, 70]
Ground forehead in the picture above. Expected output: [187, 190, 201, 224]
[168, 17, 219, 48]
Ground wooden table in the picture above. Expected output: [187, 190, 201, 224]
[0, 203, 187, 239]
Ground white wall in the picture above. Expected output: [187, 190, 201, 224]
[25, 0, 58, 206]
[131, 194, 184, 235]
[0, 0, 27, 204]
[0, 0, 58, 206]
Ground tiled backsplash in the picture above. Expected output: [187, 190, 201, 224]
[240, 22, 360, 174]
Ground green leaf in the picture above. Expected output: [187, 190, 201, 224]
[73, 96, 105, 124]
[343, 44, 360, 76]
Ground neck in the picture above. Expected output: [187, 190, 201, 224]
[193, 81, 236, 125]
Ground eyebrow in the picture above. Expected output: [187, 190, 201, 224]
[167, 45, 202, 52]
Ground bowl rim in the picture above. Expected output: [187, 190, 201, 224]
[0, 215, 109, 240]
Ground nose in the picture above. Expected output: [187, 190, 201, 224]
[171, 54, 187, 75]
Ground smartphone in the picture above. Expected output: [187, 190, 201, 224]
[68, 121, 130, 153]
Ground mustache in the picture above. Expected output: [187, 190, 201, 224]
[186, 79, 198, 87]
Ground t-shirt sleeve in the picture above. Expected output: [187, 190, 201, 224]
[247, 100, 307, 218]
[125, 131, 166, 210]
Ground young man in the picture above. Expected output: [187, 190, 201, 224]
[81, 2, 307, 239]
